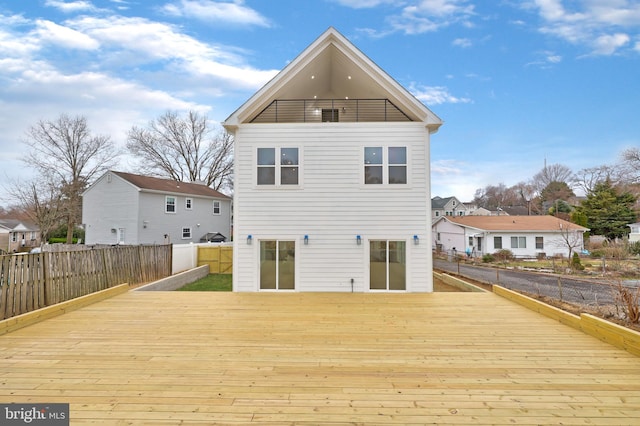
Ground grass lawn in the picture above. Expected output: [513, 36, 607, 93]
[177, 274, 232, 291]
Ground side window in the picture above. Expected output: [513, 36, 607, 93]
[364, 146, 407, 185]
[257, 148, 275, 185]
[166, 196, 176, 213]
[536, 236, 544, 250]
[185, 198, 192, 210]
[494, 236, 502, 249]
[213, 201, 221, 215]
[182, 227, 192, 239]
[257, 147, 299, 186]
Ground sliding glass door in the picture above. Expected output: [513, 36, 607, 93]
[260, 240, 295, 290]
[370, 240, 406, 291]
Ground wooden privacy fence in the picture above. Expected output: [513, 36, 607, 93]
[198, 245, 233, 274]
[0, 245, 172, 321]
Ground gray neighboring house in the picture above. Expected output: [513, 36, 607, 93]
[82, 171, 232, 245]
[431, 196, 468, 219]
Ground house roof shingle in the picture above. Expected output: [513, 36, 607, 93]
[111, 171, 231, 199]
[445, 215, 588, 232]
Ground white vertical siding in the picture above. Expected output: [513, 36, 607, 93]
[234, 122, 432, 292]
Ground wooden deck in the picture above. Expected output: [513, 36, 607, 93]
[1, 291, 639, 425]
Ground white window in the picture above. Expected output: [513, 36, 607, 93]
[182, 227, 192, 239]
[511, 236, 526, 249]
[185, 198, 192, 210]
[494, 236, 502, 249]
[166, 196, 176, 213]
[118, 228, 125, 244]
[364, 147, 407, 185]
[213, 201, 221, 215]
[11, 233, 17, 242]
[257, 147, 299, 186]
[536, 236, 544, 250]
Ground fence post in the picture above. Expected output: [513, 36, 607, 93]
[557, 276, 563, 301]
[496, 267, 499, 284]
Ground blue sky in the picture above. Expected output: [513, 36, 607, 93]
[1, 0, 639, 202]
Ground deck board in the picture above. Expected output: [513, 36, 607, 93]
[1, 291, 639, 425]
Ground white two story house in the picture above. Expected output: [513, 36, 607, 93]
[82, 171, 232, 245]
[223, 27, 442, 292]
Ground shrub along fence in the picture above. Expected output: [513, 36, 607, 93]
[0, 244, 172, 321]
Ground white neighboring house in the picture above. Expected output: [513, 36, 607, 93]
[628, 223, 640, 243]
[431, 196, 468, 219]
[82, 171, 232, 245]
[223, 27, 442, 292]
[432, 215, 588, 258]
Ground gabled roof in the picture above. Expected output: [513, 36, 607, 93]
[431, 196, 458, 209]
[223, 27, 442, 132]
[0, 219, 38, 232]
[109, 171, 230, 199]
[443, 215, 588, 232]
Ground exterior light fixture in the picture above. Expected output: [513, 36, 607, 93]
[304, 235, 309, 245]
[356, 235, 361, 245]
[413, 235, 419, 245]
[247, 235, 252, 245]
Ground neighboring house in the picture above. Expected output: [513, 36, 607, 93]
[628, 223, 640, 243]
[467, 207, 492, 216]
[0, 219, 41, 253]
[432, 215, 588, 258]
[431, 196, 468, 219]
[82, 171, 232, 245]
[223, 27, 442, 292]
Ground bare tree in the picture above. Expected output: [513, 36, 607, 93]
[472, 183, 519, 210]
[551, 221, 585, 265]
[621, 148, 640, 184]
[514, 181, 538, 215]
[23, 114, 118, 243]
[7, 178, 65, 244]
[574, 165, 624, 195]
[532, 163, 575, 193]
[127, 111, 233, 191]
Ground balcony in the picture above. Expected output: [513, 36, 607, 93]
[250, 98, 413, 123]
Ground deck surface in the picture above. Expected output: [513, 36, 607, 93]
[1, 291, 639, 425]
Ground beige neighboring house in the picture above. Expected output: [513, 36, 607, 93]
[432, 215, 588, 258]
[0, 219, 41, 253]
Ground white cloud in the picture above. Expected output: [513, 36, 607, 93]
[529, 0, 640, 55]
[452, 37, 472, 48]
[68, 16, 278, 89]
[591, 32, 630, 55]
[343, 0, 475, 35]
[410, 84, 472, 105]
[162, 0, 271, 27]
[44, 0, 97, 13]
[331, 0, 396, 8]
[35, 20, 100, 50]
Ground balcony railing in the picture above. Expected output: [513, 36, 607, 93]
[250, 99, 413, 123]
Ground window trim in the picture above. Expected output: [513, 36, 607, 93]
[165, 196, 176, 214]
[536, 236, 544, 250]
[182, 227, 192, 240]
[213, 200, 221, 215]
[494, 236, 502, 250]
[255, 147, 302, 188]
[510, 236, 527, 249]
[363, 145, 409, 187]
[185, 198, 192, 210]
